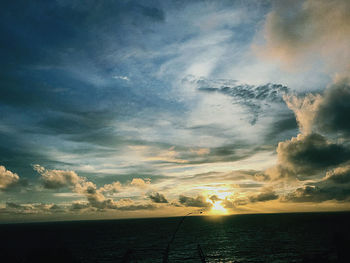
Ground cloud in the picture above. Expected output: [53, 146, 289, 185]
[192, 75, 287, 98]
[0, 197, 156, 216]
[32, 165, 158, 212]
[70, 201, 91, 211]
[33, 164, 82, 189]
[283, 185, 350, 203]
[72, 185, 156, 211]
[325, 165, 350, 184]
[130, 178, 151, 188]
[248, 188, 279, 203]
[148, 192, 168, 203]
[74, 182, 154, 211]
[209, 195, 221, 203]
[314, 79, 350, 136]
[74, 181, 106, 209]
[272, 133, 350, 179]
[260, 78, 350, 203]
[83, 197, 156, 211]
[186, 76, 289, 125]
[257, 0, 350, 74]
[174, 144, 261, 165]
[264, 114, 298, 142]
[113, 75, 130, 81]
[275, 154, 350, 203]
[3, 0, 350, 219]
[33, 165, 107, 208]
[254, 172, 271, 182]
[222, 197, 248, 209]
[116, 199, 156, 211]
[37, 110, 117, 136]
[0, 165, 20, 190]
[1, 202, 63, 215]
[263, 76, 350, 182]
[282, 79, 350, 137]
[190, 148, 210, 155]
[100, 182, 122, 193]
[220, 188, 278, 210]
[283, 93, 323, 134]
[179, 195, 212, 208]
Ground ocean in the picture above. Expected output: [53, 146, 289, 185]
[1, 212, 349, 263]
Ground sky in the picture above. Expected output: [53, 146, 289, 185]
[1, 0, 350, 223]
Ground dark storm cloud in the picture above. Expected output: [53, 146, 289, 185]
[255, 0, 350, 188]
[179, 195, 212, 208]
[280, 162, 350, 203]
[283, 185, 350, 203]
[280, 133, 349, 171]
[261, 78, 350, 183]
[325, 165, 350, 184]
[267, 133, 350, 180]
[148, 192, 168, 203]
[251, 0, 350, 204]
[315, 80, 350, 136]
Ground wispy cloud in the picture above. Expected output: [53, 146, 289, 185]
[113, 75, 130, 81]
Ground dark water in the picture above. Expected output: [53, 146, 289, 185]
[1, 212, 350, 263]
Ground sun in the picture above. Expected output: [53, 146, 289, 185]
[210, 201, 228, 215]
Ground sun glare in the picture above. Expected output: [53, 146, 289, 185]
[210, 201, 228, 215]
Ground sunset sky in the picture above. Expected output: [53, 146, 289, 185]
[1, 0, 350, 222]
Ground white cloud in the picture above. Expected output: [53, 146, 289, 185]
[112, 75, 130, 81]
[0, 165, 19, 190]
[130, 178, 151, 188]
[33, 164, 82, 189]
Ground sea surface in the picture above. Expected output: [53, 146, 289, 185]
[1, 212, 350, 263]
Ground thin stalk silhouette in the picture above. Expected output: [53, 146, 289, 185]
[162, 210, 203, 263]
